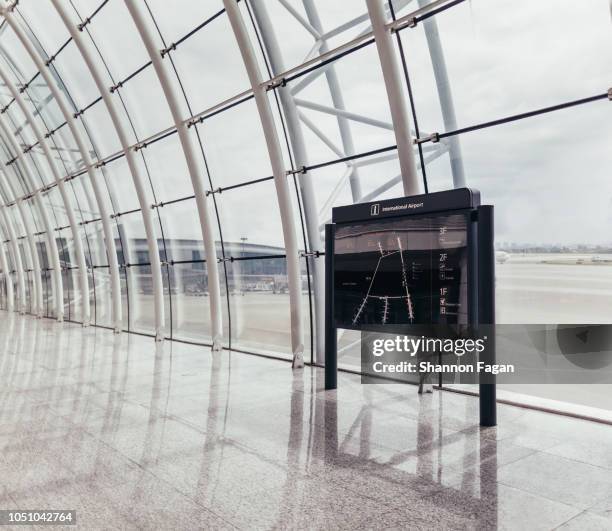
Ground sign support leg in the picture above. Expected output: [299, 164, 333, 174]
[325, 223, 337, 390]
[478, 205, 497, 427]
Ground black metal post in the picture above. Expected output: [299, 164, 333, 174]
[478, 205, 497, 426]
[325, 223, 337, 390]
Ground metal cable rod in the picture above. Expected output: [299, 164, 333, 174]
[76, 0, 109, 31]
[160, 7, 226, 57]
[389, 0, 465, 32]
[89, 252, 290, 269]
[291, 143, 399, 174]
[414, 91, 611, 145]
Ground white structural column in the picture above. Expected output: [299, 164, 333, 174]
[0, 114, 63, 320]
[366, 0, 420, 196]
[0, 170, 42, 316]
[124, 0, 223, 350]
[52, 0, 166, 340]
[0, 204, 23, 312]
[249, 0, 325, 363]
[0, 220, 14, 311]
[223, 0, 305, 367]
[0, 60, 90, 325]
[1, 7, 122, 332]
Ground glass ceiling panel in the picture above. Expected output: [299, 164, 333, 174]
[14, 3, 69, 57]
[197, 97, 271, 189]
[0, 21, 38, 81]
[163, 12, 250, 116]
[51, 41, 103, 109]
[145, 0, 225, 45]
[77, 0, 151, 82]
[112, 64, 174, 141]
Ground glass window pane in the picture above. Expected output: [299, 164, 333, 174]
[167, 13, 250, 115]
[226, 256, 292, 357]
[146, 0, 224, 44]
[197, 99, 271, 189]
[82, 1, 150, 82]
[136, 132, 195, 202]
[217, 181, 285, 249]
[128, 263, 170, 336]
[113, 66, 174, 141]
[15, 4, 69, 56]
[399, 0, 612, 134]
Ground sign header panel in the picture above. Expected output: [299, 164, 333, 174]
[332, 187, 480, 224]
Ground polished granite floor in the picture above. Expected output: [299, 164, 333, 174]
[1, 315, 612, 530]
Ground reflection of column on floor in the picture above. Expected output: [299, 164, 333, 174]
[139, 341, 168, 468]
[5, 317, 27, 461]
[360, 390, 373, 460]
[15, 316, 41, 437]
[194, 348, 225, 499]
[324, 394, 339, 465]
[312, 369, 330, 462]
[480, 430, 498, 527]
[34, 317, 48, 404]
[52, 318, 67, 404]
[75, 314, 91, 403]
[277, 370, 305, 515]
[97, 333, 129, 439]
[416, 395, 435, 480]
[0, 313, 16, 425]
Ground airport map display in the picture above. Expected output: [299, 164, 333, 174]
[333, 213, 469, 329]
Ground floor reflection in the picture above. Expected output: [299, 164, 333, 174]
[0, 316, 609, 529]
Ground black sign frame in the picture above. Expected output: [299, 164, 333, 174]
[324, 188, 496, 427]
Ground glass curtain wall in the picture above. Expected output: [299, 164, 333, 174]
[0, 0, 609, 417]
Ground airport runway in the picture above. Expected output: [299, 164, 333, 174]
[497, 254, 612, 324]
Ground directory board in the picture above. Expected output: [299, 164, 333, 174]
[331, 188, 481, 331]
[333, 212, 469, 329]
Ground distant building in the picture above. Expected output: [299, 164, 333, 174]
[112, 239, 301, 295]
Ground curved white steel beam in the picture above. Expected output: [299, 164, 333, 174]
[0, 170, 42, 316]
[0, 6, 122, 332]
[52, 0, 166, 340]
[366, 0, 420, 195]
[0, 170, 26, 314]
[0, 58, 90, 325]
[0, 217, 14, 311]
[0, 111, 63, 320]
[223, 0, 305, 367]
[124, 0, 223, 350]
[250, 0, 325, 363]
[0, 203, 23, 313]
